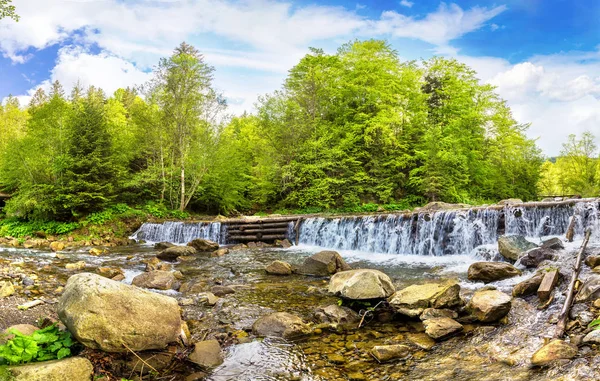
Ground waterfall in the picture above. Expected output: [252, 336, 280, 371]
[131, 221, 226, 244]
[296, 200, 600, 256]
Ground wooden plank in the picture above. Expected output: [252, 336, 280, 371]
[228, 234, 286, 241]
[228, 222, 291, 230]
[227, 228, 289, 235]
[537, 270, 560, 302]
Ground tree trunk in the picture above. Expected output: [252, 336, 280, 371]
[179, 164, 185, 211]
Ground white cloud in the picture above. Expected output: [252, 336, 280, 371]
[400, 0, 414, 8]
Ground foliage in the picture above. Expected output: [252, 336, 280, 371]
[0, 324, 75, 365]
[589, 318, 600, 330]
[0, 0, 18, 21]
[0, 218, 79, 237]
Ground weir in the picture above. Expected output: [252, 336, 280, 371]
[131, 198, 600, 255]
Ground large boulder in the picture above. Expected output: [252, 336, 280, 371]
[158, 246, 197, 261]
[541, 237, 564, 251]
[295, 251, 351, 276]
[8, 357, 93, 381]
[155, 242, 175, 250]
[497, 235, 538, 261]
[187, 238, 219, 252]
[512, 273, 544, 297]
[132, 270, 179, 290]
[188, 340, 224, 368]
[252, 312, 309, 339]
[423, 317, 463, 340]
[329, 269, 395, 300]
[466, 289, 511, 322]
[57, 273, 182, 352]
[531, 339, 577, 366]
[265, 260, 293, 275]
[518, 248, 556, 268]
[314, 305, 360, 324]
[575, 275, 600, 302]
[467, 262, 521, 283]
[388, 283, 461, 317]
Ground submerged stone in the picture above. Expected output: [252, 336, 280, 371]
[314, 304, 360, 324]
[423, 317, 463, 340]
[188, 340, 224, 368]
[266, 260, 293, 275]
[370, 344, 411, 362]
[252, 312, 309, 339]
[531, 339, 577, 366]
[329, 269, 395, 300]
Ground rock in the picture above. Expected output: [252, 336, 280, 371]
[266, 260, 293, 275]
[252, 312, 309, 339]
[186, 372, 209, 381]
[419, 308, 458, 321]
[97, 267, 124, 279]
[275, 239, 292, 248]
[466, 289, 512, 322]
[112, 274, 125, 282]
[370, 344, 411, 362]
[575, 275, 600, 302]
[329, 269, 395, 300]
[158, 246, 197, 261]
[211, 285, 235, 297]
[145, 257, 173, 272]
[213, 248, 229, 257]
[187, 238, 219, 252]
[388, 283, 461, 317]
[518, 248, 556, 268]
[132, 271, 178, 290]
[314, 304, 360, 324]
[57, 273, 182, 352]
[89, 248, 104, 256]
[531, 339, 577, 366]
[198, 292, 220, 306]
[8, 357, 94, 381]
[295, 251, 351, 276]
[497, 199, 523, 205]
[407, 332, 436, 350]
[583, 329, 600, 344]
[0, 281, 15, 297]
[512, 273, 544, 297]
[541, 237, 564, 250]
[65, 261, 86, 271]
[180, 279, 208, 294]
[586, 256, 600, 269]
[423, 317, 463, 340]
[21, 276, 34, 286]
[467, 262, 521, 283]
[126, 352, 174, 374]
[155, 242, 175, 250]
[327, 353, 345, 364]
[497, 235, 538, 261]
[2, 324, 39, 343]
[49, 241, 65, 252]
[188, 340, 224, 368]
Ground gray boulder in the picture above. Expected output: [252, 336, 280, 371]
[187, 238, 219, 252]
[518, 248, 556, 268]
[314, 304, 360, 324]
[266, 260, 293, 275]
[497, 235, 538, 261]
[158, 245, 197, 261]
[575, 275, 600, 302]
[295, 251, 351, 276]
[329, 269, 395, 300]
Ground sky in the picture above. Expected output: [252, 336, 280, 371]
[0, 0, 599, 156]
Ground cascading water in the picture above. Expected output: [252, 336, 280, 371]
[131, 221, 226, 244]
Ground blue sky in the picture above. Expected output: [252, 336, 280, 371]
[1, 0, 599, 155]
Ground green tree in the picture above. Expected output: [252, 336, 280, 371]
[0, 0, 18, 21]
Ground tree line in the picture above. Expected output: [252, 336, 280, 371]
[0, 40, 557, 221]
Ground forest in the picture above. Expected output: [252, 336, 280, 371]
[0, 40, 597, 223]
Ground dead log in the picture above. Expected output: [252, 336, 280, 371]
[537, 270, 559, 302]
[228, 228, 289, 235]
[228, 222, 291, 229]
[228, 234, 286, 242]
[554, 229, 592, 338]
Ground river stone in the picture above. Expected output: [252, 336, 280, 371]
[211, 285, 235, 297]
[370, 344, 411, 362]
[295, 251, 351, 276]
[388, 283, 461, 317]
[155, 242, 175, 250]
[197, 292, 220, 306]
[541, 237, 564, 250]
[132, 270, 178, 290]
[329, 269, 395, 300]
[314, 304, 360, 324]
[423, 317, 463, 340]
[187, 238, 219, 252]
[49, 241, 65, 252]
[145, 257, 173, 272]
[188, 340, 224, 368]
[158, 246, 197, 261]
[57, 273, 182, 352]
[519, 247, 557, 268]
[2, 324, 39, 344]
[65, 261, 86, 271]
[9, 357, 94, 381]
[585, 256, 600, 269]
[467, 262, 522, 283]
[97, 267, 124, 279]
[575, 275, 600, 302]
[497, 235, 538, 261]
[180, 279, 208, 294]
[419, 308, 458, 321]
[252, 312, 309, 339]
[531, 339, 577, 366]
[407, 332, 436, 350]
[512, 273, 544, 297]
[0, 281, 15, 297]
[466, 289, 512, 322]
[265, 260, 293, 275]
[583, 329, 600, 344]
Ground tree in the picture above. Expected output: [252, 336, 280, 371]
[0, 0, 18, 21]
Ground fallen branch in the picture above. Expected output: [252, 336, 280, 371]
[122, 342, 159, 374]
[554, 229, 592, 338]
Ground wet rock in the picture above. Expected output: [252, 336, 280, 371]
[188, 340, 224, 368]
[265, 260, 293, 275]
[314, 304, 360, 324]
[329, 269, 395, 300]
[145, 257, 173, 272]
[211, 285, 235, 297]
[407, 332, 436, 350]
[252, 312, 309, 339]
[518, 248, 556, 268]
[541, 237, 564, 250]
[586, 256, 600, 269]
[126, 352, 174, 374]
[65, 261, 86, 271]
[512, 273, 544, 297]
[132, 270, 178, 290]
[275, 239, 292, 248]
[466, 289, 511, 322]
[0, 281, 15, 297]
[423, 317, 463, 340]
[467, 262, 521, 283]
[158, 246, 197, 261]
[58, 273, 182, 352]
[49, 241, 65, 252]
[155, 242, 175, 250]
[531, 339, 577, 366]
[197, 292, 220, 306]
[8, 357, 94, 381]
[575, 275, 600, 302]
[112, 274, 125, 282]
[187, 238, 219, 252]
[327, 353, 345, 364]
[89, 248, 104, 256]
[180, 279, 208, 294]
[21, 276, 34, 286]
[497, 198, 523, 205]
[97, 267, 124, 279]
[370, 344, 411, 362]
[388, 283, 461, 317]
[295, 251, 351, 276]
[583, 329, 600, 345]
[497, 235, 538, 261]
[419, 308, 458, 321]
[213, 248, 229, 257]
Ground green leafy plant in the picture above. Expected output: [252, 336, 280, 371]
[0, 324, 75, 365]
[589, 319, 600, 330]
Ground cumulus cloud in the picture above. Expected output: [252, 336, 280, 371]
[400, 0, 414, 7]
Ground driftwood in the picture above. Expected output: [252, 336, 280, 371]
[554, 229, 592, 338]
